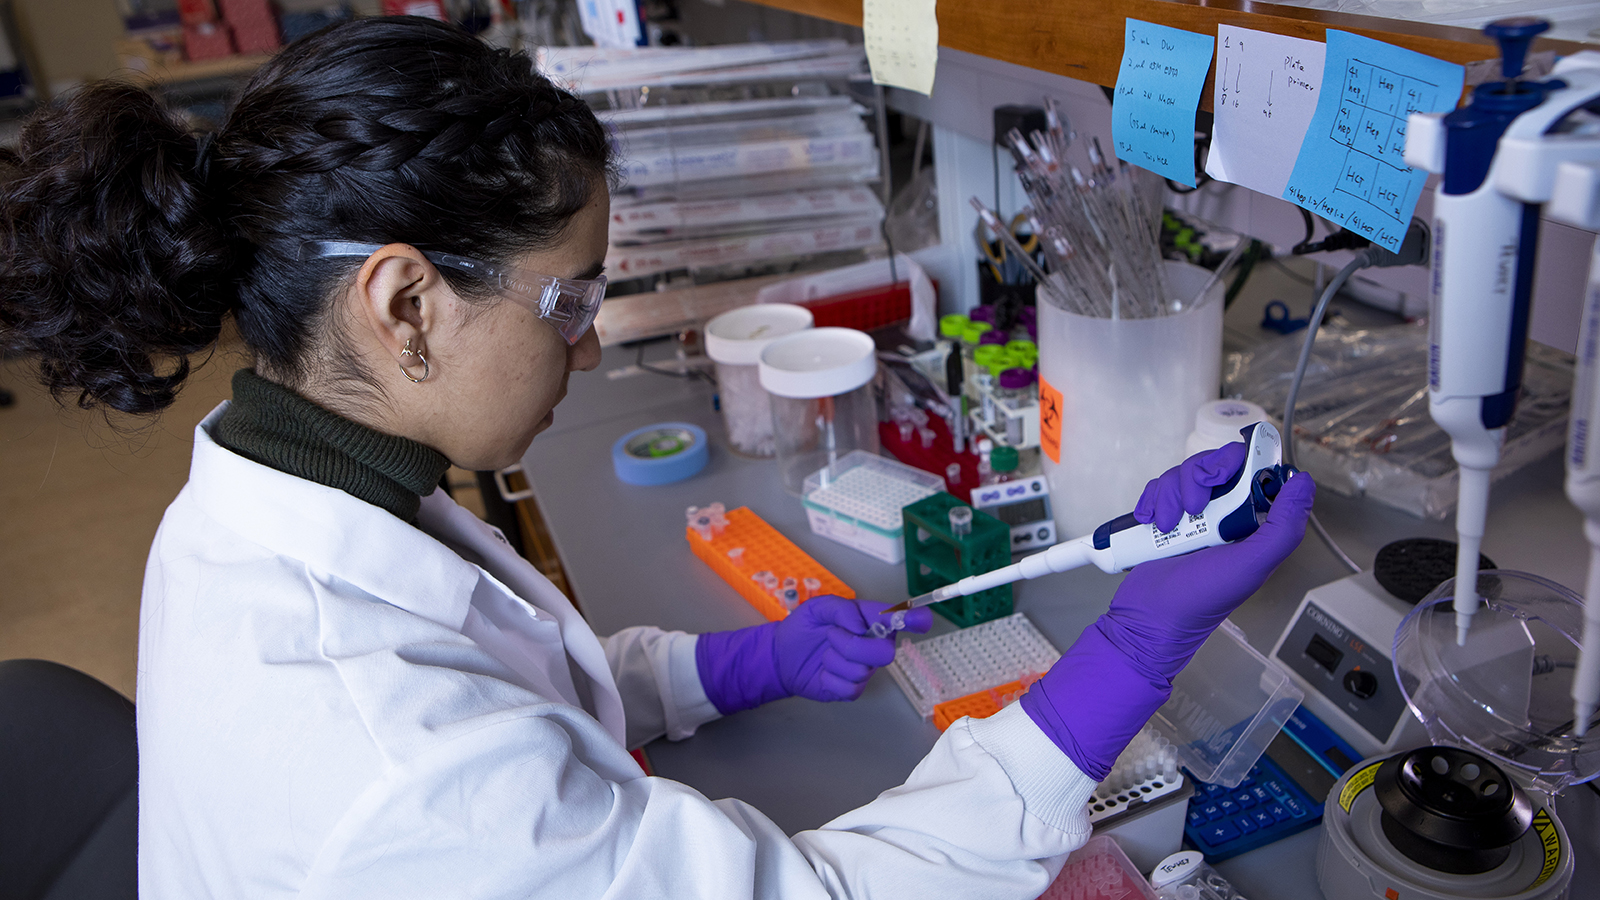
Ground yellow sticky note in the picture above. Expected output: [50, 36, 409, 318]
[863, 0, 938, 95]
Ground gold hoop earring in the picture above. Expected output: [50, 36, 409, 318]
[399, 339, 430, 384]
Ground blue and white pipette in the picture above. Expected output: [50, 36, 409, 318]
[885, 422, 1293, 615]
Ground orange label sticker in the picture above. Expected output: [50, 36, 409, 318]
[1039, 375, 1063, 464]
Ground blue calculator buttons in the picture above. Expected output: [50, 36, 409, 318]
[1183, 754, 1325, 861]
[1203, 820, 1241, 844]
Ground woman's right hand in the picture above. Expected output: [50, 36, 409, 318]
[1019, 471, 1315, 780]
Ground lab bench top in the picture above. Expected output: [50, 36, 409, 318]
[519, 280, 1598, 899]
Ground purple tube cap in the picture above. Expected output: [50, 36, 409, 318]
[979, 330, 1008, 345]
[999, 367, 1035, 389]
[968, 305, 996, 324]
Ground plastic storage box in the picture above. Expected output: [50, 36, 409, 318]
[1149, 619, 1304, 788]
[885, 612, 1060, 720]
[802, 451, 946, 563]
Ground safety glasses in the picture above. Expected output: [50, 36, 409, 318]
[304, 241, 606, 345]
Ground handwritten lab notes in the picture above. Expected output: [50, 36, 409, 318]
[1206, 25, 1326, 198]
[1112, 19, 1214, 187]
[1282, 31, 1463, 251]
[863, 0, 938, 96]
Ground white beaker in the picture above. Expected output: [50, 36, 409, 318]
[1037, 260, 1224, 538]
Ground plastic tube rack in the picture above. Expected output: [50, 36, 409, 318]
[686, 503, 854, 621]
[885, 612, 1060, 721]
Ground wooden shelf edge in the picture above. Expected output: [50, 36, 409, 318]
[744, 0, 1591, 109]
[114, 53, 272, 87]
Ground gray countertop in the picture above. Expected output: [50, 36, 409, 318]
[520, 271, 1598, 898]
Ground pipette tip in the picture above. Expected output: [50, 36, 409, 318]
[1456, 620, 1471, 647]
[1575, 705, 1592, 738]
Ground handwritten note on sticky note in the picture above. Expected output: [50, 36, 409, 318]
[1283, 31, 1463, 251]
[863, 0, 938, 96]
[1206, 25, 1326, 198]
[1112, 19, 1214, 186]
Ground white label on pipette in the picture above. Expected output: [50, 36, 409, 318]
[1150, 512, 1210, 551]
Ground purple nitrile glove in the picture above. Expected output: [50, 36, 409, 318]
[695, 596, 934, 715]
[1021, 470, 1315, 780]
[1133, 441, 1249, 534]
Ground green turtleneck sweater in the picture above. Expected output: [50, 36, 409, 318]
[213, 370, 451, 522]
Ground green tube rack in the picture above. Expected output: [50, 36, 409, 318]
[900, 492, 1013, 627]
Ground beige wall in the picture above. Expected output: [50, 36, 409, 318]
[12, 0, 124, 97]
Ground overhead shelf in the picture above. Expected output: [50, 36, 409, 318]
[740, 0, 1593, 110]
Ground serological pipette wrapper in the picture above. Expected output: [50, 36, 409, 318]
[1225, 324, 1572, 520]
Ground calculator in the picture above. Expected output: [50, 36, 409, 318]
[1182, 705, 1361, 861]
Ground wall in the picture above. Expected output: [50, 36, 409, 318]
[888, 46, 1591, 355]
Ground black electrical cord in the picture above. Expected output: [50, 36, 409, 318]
[1282, 253, 1372, 574]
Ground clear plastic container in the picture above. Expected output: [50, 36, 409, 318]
[758, 327, 881, 495]
[1148, 619, 1305, 788]
[704, 303, 814, 457]
[1038, 260, 1224, 537]
[1039, 835, 1160, 900]
[801, 450, 945, 563]
[1394, 570, 1600, 793]
[885, 611, 1061, 719]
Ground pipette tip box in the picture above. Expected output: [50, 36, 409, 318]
[1038, 835, 1159, 900]
[686, 504, 853, 621]
[886, 612, 1060, 721]
[801, 450, 945, 564]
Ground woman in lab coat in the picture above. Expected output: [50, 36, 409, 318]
[0, 16, 1314, 899]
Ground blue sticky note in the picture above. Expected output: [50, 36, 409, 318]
[1112, 19, 1215, 186]
[1282, 31, 1464, 251]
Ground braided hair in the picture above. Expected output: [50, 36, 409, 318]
[0, 16, 613, 414]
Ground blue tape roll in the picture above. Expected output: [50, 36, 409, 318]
[611, 422, 709, 485]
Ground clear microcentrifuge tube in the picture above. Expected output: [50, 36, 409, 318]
[801, 577, 821, 600]
[777, 587, 801, 611]
[752, 569, 773, 584]
[948, 505, 973, 537]
[898, 420, 915, 442]
[946, 462, 962, 485]
[727, 547, 746, 567]
[918, 427, 936, 449]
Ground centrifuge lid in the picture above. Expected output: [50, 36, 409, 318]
[1393, 570, 1600, 794]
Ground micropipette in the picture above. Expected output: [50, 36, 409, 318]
[886, 422, 1293, 614]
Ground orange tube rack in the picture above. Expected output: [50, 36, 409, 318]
[686, 505, 853, 621]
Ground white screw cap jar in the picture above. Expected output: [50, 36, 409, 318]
[704, 303, 814, 457]
[759, 327, 881, 495]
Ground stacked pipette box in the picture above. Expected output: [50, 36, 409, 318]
[885, 612, 1060, 721]
[802, 451, 945, 564]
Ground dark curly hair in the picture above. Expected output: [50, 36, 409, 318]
[0, 16, 612, 414]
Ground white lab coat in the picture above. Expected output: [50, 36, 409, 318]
[136, 404, 1099, 899]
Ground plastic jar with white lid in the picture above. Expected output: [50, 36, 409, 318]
[705, 303, 814, 457]
[759, 327, 881, 495]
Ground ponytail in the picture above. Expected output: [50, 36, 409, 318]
[0, 82, 239, 413]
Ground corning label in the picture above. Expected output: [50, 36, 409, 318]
[1530, 808, 1562, 887]
[1038, 376, 1063, 464]
[1151, 512, 1209, 550]
[1338, 761, 1383, 813]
